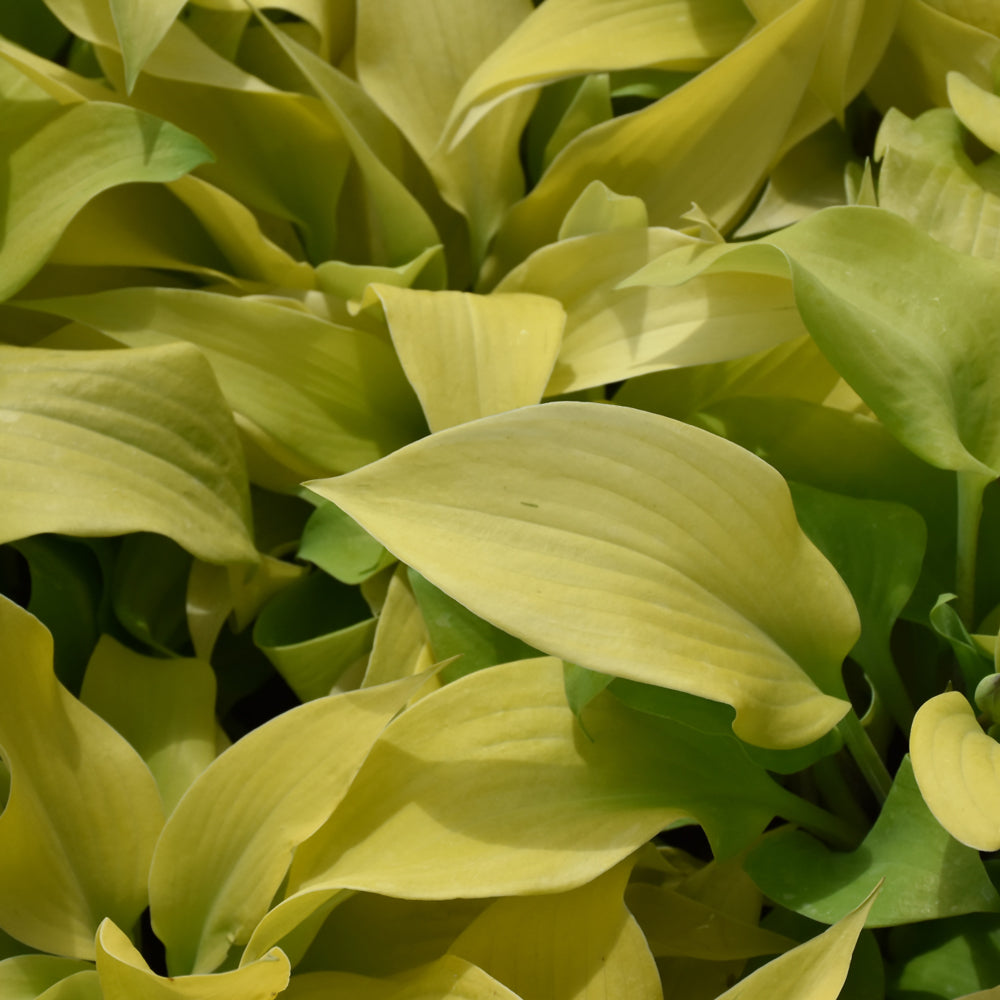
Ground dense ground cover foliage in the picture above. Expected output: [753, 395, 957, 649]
[4, 1, 1000, 997]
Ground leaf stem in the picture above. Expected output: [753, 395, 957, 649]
[781, 790, 862, 852]
[837, 710, 892, 805]
[956, 470, 990, 628]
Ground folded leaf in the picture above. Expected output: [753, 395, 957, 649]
[0, 341, 255, 564]
[95, 919, 289, 1000]
[0, 94, 211, 301]
[369, 285, 565, 431]
[0, 598, 164, 959]
[308, 401, 858, 749]
[149, 672, 429, 974]
[910, 691, 1000, 851]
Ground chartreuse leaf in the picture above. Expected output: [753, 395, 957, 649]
[443, 0, 753, 147]
[362, 565, 435, 689]
[79, 636, 217, 815]
[950, 71, 1000, 154]
[910, 690, 1000, 851]
[298, 501, 394, 585]
[0, 597, 164, 959]
[788, 484, 924, 731]
[37, 971, 102, 1000]
[20, 287, 425, 478]
[495, 226, 805, 395]
[149, 671, 429, 975]
[746, 757, 1000, 926]
[875, 107, 1000, 259]
[308, 402, 858, 750]
[280, 955, 521, 1000]
[714, 885, 879, 1000]
[0, 94, 211, 300]
[449, 855, 661, 1000]
[356, 0, 533, 262]
[0, 956, 93, 999]
[369, 285, 565, 431]
[485, 0, 833, 277]
[0, 342, 256, 565]
[96, 919, 289, 999]
[284, 658, 835, 902]
[105, 0, 188, 91]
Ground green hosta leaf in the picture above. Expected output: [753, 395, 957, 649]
[910, 690, 1000, 851]
[20, 288, 424, 479]
[0, 956, 93, 1000]
[715, 886, 879, 1000]
[308, 401, 858, 750]
[356, 0, 534, 262]
[930, 594, 994, 693]
[105, 0, 188, 91]
[0, 597, 165, 959]
[450, 856, 662, 1000]
[95, 919, 289, 999]
[495, 226, 805, 395]
[35, 971, 101, 1000]
[443, 0, 753, 147]
[746, 757, 1000, 926]
[875, 107, 1000, 259]
[789, 484, 924, 730]
[80, 636, 217, 815]
[252, 570, 376, 701]
[409, 571, 540, 683]
[629, 205, 1000, 478]
[149, 672, 429, 974]
[280, 955, 522, 1000]
[284, 658, 825, 901]
[0, 96, 211, 301]
[485, 0, 832, 277]
[368, 285, 565, 431]
[298, 501, 394, 585]
[0, 342, 255, 564]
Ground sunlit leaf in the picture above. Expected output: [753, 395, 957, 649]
[308, 402, 858, 749]
[450, 855, 662, 1000]
[0, 93, 211, 300]
[910, 690, 1000, 850]
[444, 0, 754, 147]
[746, 757, 1000, 925]
[0, 341, 256, 565]
[485, 0, 834, 278]
[95, 918, 289, 999]
[79, 636, 217, 815]
[20, 287, 425, 478]
[149, 672, 429, 974]
[0, 597, 164, 959]
[368, 284, 565, 431]
[714, 885, 879, 1000]
[362, 565, 435, 689]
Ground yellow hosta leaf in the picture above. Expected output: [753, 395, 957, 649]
[949, 71, 1000, 155]
[485, 0, 833, 278]
[715, 885, 879, 1000]
[444, 0, 753, 147]
[280, 955, 522, 1000]
[910, 691, 1000, 850]
[149, 672, 430, 974]
[0, 955, 94, 998]
[79, 637, 217, 816]
[0, 341, 256, 565]
[96, 919, 289, 1000]
[363, 564, 435, 688]
[450, 856, 662, 1000]
[369, 285, 565, 431]
[308, 402, 857, 749]
[0, 598, 164, 959]
[356, 0, 534, 261]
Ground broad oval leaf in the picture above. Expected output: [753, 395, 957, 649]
[308, 401, 858, 749]
[0, 598, 164, 959]
[910, 691, 1000, 851]
[0, 342, 256, 564]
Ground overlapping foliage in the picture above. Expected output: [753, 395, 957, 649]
[3, 0, 1000, 997]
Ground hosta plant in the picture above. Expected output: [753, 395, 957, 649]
[4, 0, 1000, 997]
